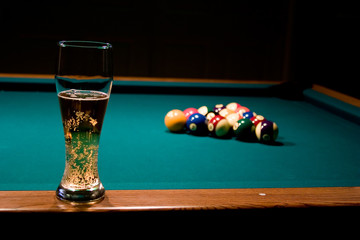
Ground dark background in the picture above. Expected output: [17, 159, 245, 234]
[0, 0, 359, 98]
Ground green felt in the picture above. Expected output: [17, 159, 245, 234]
[1, 81, 360, 191]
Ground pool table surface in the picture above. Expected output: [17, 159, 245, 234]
[0, 74, 360, 213]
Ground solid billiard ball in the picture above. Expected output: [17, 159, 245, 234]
[186, 113, 208, 135]
[233, 118, 255, 140]
[255, 120, 279, 142]
[183, 108, 199, 119]
[208, 115, 231, 138]
[213, 104, 226, 114]
[235, 106, 250, 117]
[164, 109, 187, 132]
[219, 108, 234, 118]
[226, 102, 241, 112]
[242, 111, 257, 119]
[225, 112, 242, 126]
[251, 115, 266, 127]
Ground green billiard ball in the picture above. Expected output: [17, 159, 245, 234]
[233, 118, 255, 140]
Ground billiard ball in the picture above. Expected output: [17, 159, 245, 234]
[242, 111, 257, 119]
[213, 104, 226, 115]
[233, 118, 255, 140]
[235, 106, 250, 117]
[198, 106, 212, 116]
[205, 112, 216, 123]
[251, 115, 266, 126]
[164, 109, 187, 132]
[186, 113, 208, 135]
[183, 108, 199, 119]
[226, 102, 241, 112]
[225, 112, 242, 126]
[255, 120, 279, 142]
[219, 108, 234, 118]
[198, 105, 216, 123]
[208, 115, 231, 138]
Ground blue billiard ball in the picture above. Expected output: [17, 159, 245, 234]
[186, 113, 208, 135]
[242, 111, 257, 119]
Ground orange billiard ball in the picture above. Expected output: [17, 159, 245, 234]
[164, 109, 187, 132]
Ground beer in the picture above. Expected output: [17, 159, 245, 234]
[56, 89, 109, 201]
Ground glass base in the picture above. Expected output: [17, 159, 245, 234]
[56, 183, 105, 204]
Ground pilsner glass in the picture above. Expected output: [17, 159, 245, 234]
[55, 40, 113, 203]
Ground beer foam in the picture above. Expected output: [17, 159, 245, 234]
[58, 89, 109, 101]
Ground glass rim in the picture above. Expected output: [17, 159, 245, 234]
[58, 40, 112, 50]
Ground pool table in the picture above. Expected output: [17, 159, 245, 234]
[1, 73, 360, 215]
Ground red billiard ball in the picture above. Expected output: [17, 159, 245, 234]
[251, 115, 266, 127]
[208, 115, 231, 138]
[183, 108, 199, 119]
[235, 106, 250, 117]
[255, 120, 279, 142]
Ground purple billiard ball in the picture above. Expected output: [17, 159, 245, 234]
[255, 120, 279, 142]
[213, 104, 226, 115]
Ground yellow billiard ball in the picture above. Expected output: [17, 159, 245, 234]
[164, 109, 187, 132]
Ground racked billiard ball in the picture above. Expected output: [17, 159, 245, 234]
[186, 113, 208, 135]
[242, 111, 257, 119]
[208, 115, 231, 138]
[255, 120, 279, 142]
[219, 108, 234, 118]
[251, 115, 266, 127]
[198, 105, 215, 118]
[183, 108, 199, 119]
[235, 106, 250, 117]
[225, 112, 242, 126]
[164, 109, 187, 132]
[213, 104, 226, 115]
[226, 102, 241, 112]
[233, 118, 255, 140]
[205, 112, 216, 123]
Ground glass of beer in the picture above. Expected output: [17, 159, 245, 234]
[55, 40, 113, 203]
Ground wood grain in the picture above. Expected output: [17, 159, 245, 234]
[1, 187, 360, 213]
[312, 84, 360, 107]
[0, 73, 281, 85]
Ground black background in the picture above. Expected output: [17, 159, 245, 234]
[0, 0, 359, 98]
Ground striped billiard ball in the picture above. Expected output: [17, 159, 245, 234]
[226, 102, 241, 112]
[255, 120, 279, 142]
[251, 115, 266, 127]
[208, 115, 231, 138]
[213, 104, 226, 115]
[225, 112, 242, 127]
[235, 106, 250, 117]
[233, 118, 255, 140]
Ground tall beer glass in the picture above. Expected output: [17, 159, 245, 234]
[55, 41, 113, 203]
